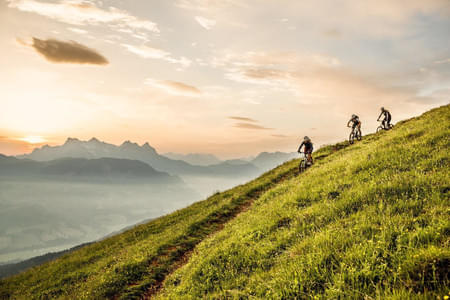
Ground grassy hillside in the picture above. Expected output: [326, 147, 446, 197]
[1, 105, 449, 299]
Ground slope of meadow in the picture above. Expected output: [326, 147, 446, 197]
[0, 105, 448, 299]
[156, 105, 449, 299]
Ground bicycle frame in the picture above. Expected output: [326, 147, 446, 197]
[348, 126, 361, 144]
[298, 152, 310, 173]
[376, 120, 393, 132]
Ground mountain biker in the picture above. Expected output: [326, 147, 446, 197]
[377, 107, 392, 129]
[298, 136, 313, 165]
[347, 114, 361, 132]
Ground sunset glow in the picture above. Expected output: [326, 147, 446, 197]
[18, 136, 47, 144]
[0, 0, 449, 157]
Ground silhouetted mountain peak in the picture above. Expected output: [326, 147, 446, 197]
[120, 141, 140, 150]
[64, 137, 81, 145]
[88, 137, 101, 144]
[142, 142, 157, 153]
[64, 137, 80, 144]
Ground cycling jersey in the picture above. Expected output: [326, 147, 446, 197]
[349, 116, 361, 128]
[381, 110, 391, 121]
[298, 141, 313, 153]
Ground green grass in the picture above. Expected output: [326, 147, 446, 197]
[0, 136, 335, 299]
[1, 105, 449, 299]
[156, 105, 449, 299]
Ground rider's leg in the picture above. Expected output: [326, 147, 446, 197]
[307, 152, 312, 164]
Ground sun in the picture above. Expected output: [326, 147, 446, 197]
[19, 136, 47, 144]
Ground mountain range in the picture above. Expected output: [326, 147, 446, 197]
[162, 152, 222, 166]
[17, 138, 297, 177]
[0, 154, 179, 184]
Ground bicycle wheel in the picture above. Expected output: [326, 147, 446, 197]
[298, 160, 306, 173]
[376, 126, 383, 133]
[356, 129, 362, 141]
[349, 132, 355, 144]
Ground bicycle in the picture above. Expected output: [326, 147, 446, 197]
[348, 126, 362, 144]
[376, 119, 394, 133]
[298, 151, 313, 173]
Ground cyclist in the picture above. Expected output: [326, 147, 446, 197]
[377, 107, 392, 129]
[298, 136, 313, 165]
[347, 114, 361, 132]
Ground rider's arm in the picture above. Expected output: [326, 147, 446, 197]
[298, 142, 304, 153]
[377, 112, 383, 121]
[347, 120, 352, 127]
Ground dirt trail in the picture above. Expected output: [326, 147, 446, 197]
[143, 170, 295, 299]
[118, 145, 347, 300]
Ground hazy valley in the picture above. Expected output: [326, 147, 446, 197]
[0, 139, 296, 269]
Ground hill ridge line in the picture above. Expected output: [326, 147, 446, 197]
[117, 142, 351, 299]
[121, 165, 296, 299]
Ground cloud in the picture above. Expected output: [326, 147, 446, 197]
[122, 44, 192, 68]
[67, 27, 88, 34]
[228, 116, 257, 122]
[233, 123, 272, 130]
[7, 0, 159, 35]
[195, 16, 216, 30]
[29, 37, 108, 65]
[271, 134, 289, 138]
[176, 0, 245, 11]
[228, 116, 274, 130]
[323, 29, 341, 38]
[122, 44, 169, 59]
[180, 0, 449, 38]
[434, 58, 450, 64]
[214, 50, 445, 116]
[145, 79, 201, 96]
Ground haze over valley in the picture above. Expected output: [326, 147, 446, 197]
[0, 137, 296, 265]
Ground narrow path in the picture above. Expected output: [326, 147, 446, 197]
[143, 171, 295, 299]
[118, 143, 349, 299]
[114, 169, 296, 300]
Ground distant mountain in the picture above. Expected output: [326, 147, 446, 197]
[163, 153, 222, 166]
[17, 138, 260, 177]
[0, 155, 179, 183]
[223, 159, 250, 165]
[250, 151, 298, 172]
[163, 150, 298, 172]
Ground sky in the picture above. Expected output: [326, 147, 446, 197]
[0, 0, 449, 158]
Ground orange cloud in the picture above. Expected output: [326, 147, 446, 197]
[145, 79, 201, 96]
[228, 116, 257, 122]
[122, 44, 191, 68]
[271, 134, 289, 138]
[30, 38, 108, 65]
[233, 123, 272, 130]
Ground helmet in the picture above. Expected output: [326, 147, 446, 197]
[352, 114, 356, 118]
[304, 136, 310, 141]
[381, 107, 385, 111]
